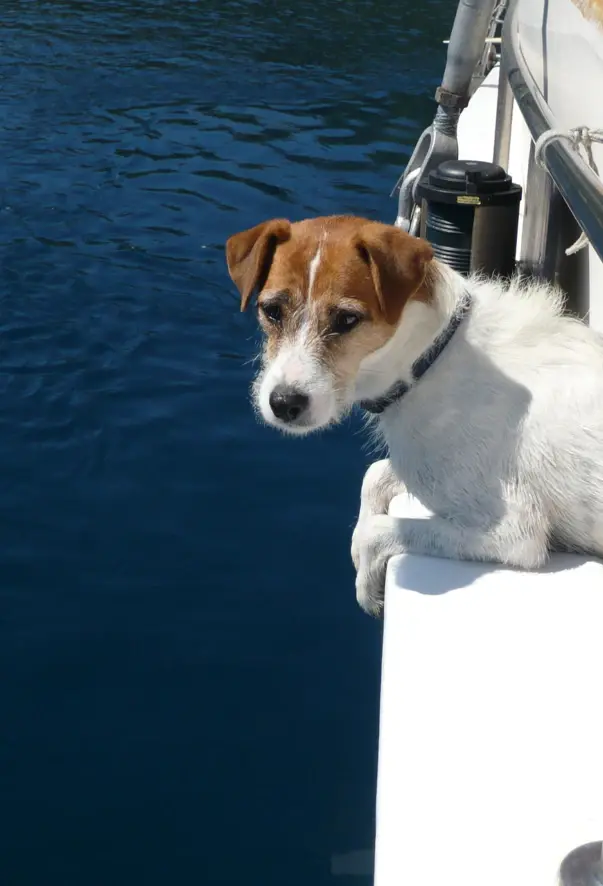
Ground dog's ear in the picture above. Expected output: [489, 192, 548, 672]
[226, 219, 292, 312]
[354, 224, 433, 324]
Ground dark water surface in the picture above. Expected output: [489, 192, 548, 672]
[0, 2, 452, 883]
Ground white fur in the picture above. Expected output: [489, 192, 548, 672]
[354, 262, 603, 615]
[353, 299, 452, 402]
[255, 314, 340, 435]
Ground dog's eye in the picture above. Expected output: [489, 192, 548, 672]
[260, 302, 282, 325]
[331, 311, 362, 334]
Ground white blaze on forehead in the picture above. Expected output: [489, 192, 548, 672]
[307, 231, 326, 298]
[308, 248, 321, 298]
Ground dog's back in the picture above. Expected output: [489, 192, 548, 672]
[380, 270, 603, 558]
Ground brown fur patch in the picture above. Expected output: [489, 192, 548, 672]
[227, 215, 433, 317]
[226, 214, 434, 376]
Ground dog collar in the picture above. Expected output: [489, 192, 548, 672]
[359, 294, 472, 415]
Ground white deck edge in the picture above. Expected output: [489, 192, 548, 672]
[374, 492, 603, 886]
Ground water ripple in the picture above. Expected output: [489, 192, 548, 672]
[0, 1, 453, 884]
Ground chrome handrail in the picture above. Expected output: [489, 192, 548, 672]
[502, 0, 603, 263]
[394, 0, 498, 231]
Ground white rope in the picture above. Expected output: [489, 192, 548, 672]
[533, 125, 603, 255]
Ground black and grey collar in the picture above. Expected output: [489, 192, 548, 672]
[359, 294, 472, 415]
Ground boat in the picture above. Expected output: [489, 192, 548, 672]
[374, 0, 603, 883]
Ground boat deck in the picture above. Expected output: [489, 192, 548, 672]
[375, 493, 603, 886]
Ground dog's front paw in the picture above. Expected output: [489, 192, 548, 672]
[351, 460, 403, 573]
[351, 520, 363, 571]
[354, 515, 401, 618]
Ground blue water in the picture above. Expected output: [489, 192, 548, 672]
[0, 2, 452, 883]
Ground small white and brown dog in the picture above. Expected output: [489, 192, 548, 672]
[226, 214, 603, 616]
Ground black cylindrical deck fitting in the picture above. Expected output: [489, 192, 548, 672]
[417, 159, 522, 277]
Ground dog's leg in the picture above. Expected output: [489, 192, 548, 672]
[351, 459, 405, 571]
[355, 512, 549, 617]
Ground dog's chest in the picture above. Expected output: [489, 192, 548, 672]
[378, 378, 512, 516]
[383, 402, 465, 500]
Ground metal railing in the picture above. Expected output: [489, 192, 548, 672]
[502, 0, 603, 264]
[394, 0, 498, 232]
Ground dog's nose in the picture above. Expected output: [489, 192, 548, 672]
[269, 385, 309, 422]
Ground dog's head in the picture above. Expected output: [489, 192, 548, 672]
[226, 215, 434, 435]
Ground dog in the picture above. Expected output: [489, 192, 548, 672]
[226, 214, 603, 616]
